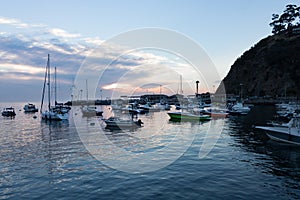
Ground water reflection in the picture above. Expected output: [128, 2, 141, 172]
[226, 105, 300, 196]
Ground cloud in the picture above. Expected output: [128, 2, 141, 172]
[0, 16, 45, 28]
[0, 17, 213, 102]
[47, 28, 81, 39]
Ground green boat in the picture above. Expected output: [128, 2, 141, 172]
[167, 111, 211, 121]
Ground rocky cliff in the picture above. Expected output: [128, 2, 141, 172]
[220, 32, 300, 97]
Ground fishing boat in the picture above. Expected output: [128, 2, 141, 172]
[104, 117, 143, 129]
[23, 103, 38, 113]
[40, 54, 69, 121]
[167, 111, 211, 121]
[2, 107, 16, 117]
[255, 115, 300, 145]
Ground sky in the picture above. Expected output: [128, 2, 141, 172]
[0, 0, 299, 102]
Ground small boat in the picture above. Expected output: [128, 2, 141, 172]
[138, 103, 160, 112]
[201, 108, 229, 118]
[2, 107, 16, 117]
[228, 102, 251, 115]
[82, 105, 103, 117]
[122, 103, 146, 114]
[255, 115, 300, 145]
[42, 109, 69, 120]
[104, 117, 143, 129]
[54, 102, 71, 114]
[23, 103, 38, 113]
[167, 111, 211, 121]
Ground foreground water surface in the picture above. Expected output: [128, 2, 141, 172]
[0, 103, 300, 199]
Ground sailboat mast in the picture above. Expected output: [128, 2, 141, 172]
[47, 54, 51, 111]
[180, 75, 183, 94]
[55, 67, 57, 105]
[40, 55, 48, 113]
[86, 79, 88, 104]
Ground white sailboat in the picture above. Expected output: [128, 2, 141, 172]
[40, 54, 69, 121]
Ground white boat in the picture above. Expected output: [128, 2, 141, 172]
[41, 109, 69, 120]
[122, 103, 146, 114]
[201, 108, 229, 118]
[23, 103, 38, 113]
[82, 105, 103, 117]
[156, 102, 171, 111]
[228, 102, 251, 115]
[255, 115, 300, 145]
[40, 54, 69, 121]
[138, 103, 160, 112]
[104, 117, 143, 129]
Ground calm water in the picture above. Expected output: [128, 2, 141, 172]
[1, 103, 300, 199]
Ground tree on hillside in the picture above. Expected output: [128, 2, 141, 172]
[270, 4, 300, 34]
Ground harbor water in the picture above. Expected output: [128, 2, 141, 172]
[1, 103, 300, 199]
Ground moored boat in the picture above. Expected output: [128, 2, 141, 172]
[82, 105, 103, 117]
[2, 107, 16, 117]
[255, 115, 300, 145]
[167, 111, 211, 121]
[201, 108, 229, 118]
[23, 103, 38, 113]
[104, 117, 143, 129]
[40, 54, 69, 121]
[228, 102, 251, 115]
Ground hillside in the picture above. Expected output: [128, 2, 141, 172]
[220, 32, 300, 98]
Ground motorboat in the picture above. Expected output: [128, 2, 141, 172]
[167, 111, 211, 121]
[201, 108, 229, 118]
[82, 105, 103, 117]
[122, 103, 146, 114]
[228, 102, 251, 115]
[138, 103, 160, 112]
[54, 102, 71, 114]
[2, 107, 16, 117]
[23, 103, 38, 113]
[41, 109, 69, 120]
[104, 117, 143, 129]
[255, 115, 300, 145]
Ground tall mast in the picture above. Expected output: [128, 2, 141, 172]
[180, 75, 183, 94]
[47, 54, 51, 111]
[40, 55, 48, 113]
[55, 67, 57, 105]
[86, 79, 88, 104]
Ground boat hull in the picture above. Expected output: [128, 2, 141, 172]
[255, 126, 300, 145]
[104, 118, 143, 129]
[2, 111, 16, 117]
[167, 112, 211, 121]
[42, 111, 69, 121]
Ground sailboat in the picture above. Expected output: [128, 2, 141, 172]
[81, 80, 103, 117]
[40, 54, 69, 121]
